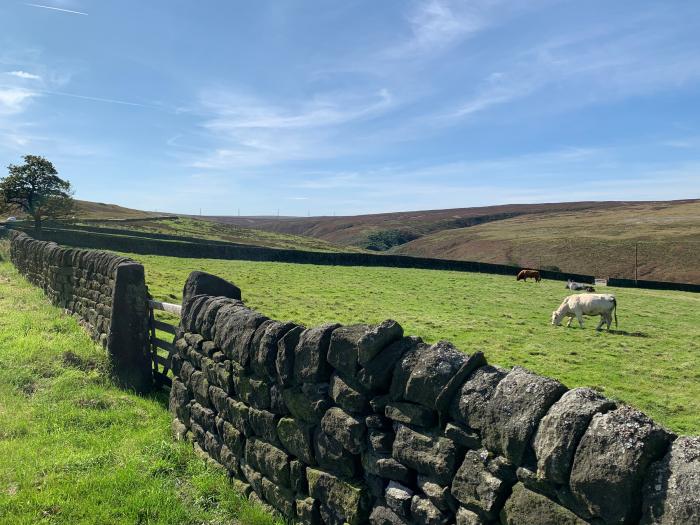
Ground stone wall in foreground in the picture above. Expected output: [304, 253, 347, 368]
[8, 230, 152, 393]
[169, 274, 699, 525]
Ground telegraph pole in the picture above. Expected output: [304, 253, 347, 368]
[635, 242, 638, 285]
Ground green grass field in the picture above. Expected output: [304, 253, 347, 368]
[0, 254, 282, 524]
[131, 252, 700, 435]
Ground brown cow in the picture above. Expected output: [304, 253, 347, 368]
[517, 269, 541, 282]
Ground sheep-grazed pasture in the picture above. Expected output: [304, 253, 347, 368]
[129, 252, 700, 434]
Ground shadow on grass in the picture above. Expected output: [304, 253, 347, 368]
[606, 329, 649, 338]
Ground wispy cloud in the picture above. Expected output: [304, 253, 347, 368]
[26, 3, 88, 16]
[187, 88, 395, 169]
[6, 70, 42, 80]
[384, 0, 486, 59]
[0, 87, 39, 114]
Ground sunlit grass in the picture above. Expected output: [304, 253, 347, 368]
[0, 259, 282, 525]
[131, 252, 700, 435]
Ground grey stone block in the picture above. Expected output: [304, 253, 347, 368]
[392, 424, 461, 485]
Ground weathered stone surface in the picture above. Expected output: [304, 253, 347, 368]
[570, 405, 672, 524]
[533, 387, 615, 484]
[307, 468, 371, 525]
[327, 324, 366, 377]
[216, 307, 268, 366]
[240, 460, 264, 496]
[315, 428, 358, 478]
[251, 320, 296, 381]
[189, 370, 210, 408]
[182, 270, 241, 306]
[269, 384, 290, 416]
[248, 407, 279, 445]
[369, 505, 410, 525]
[411, 495, 450, 525]
[362, 452, 412, 484]
[455, 507, 485, 525]
[208, 385, 228, 414]
[244, 438, 291, 487]
[204, 431, 222, 462]
[282, 384, 331, 424]
[444, 423, 481, 450]
[261, 476, 294, 517]
[417, 476, 453, 513]
[171, 417, 187, 440]
[500, 483, 588, 525]
[219, 443, 239, 472]
[392, 424, 461, 485]
[369, 429, 394, 454]
[328, 321, 403, 376]
[200, 297, 237, 341]
[290, 459, 307, 493]
[641, 436, 700, 525]
[451, 449, 514, 519]
[482, 367, 566, 465]
[294, 323, 340, 383]
[358, 336, 413, 394]
[402, 341, 469, 409]
[169, 378, 191, 423]
[366, 414, 391, 430]
[234, 373, 271, 410]
[321, 407, 366, 454]
[223, 397, 252, 436]
[276, 325, 303, 386]
[449, 365, 507, 432]
[277, 417, 316, 465]
[329, 373, 369, 414]
[357, 320, 404, 365]
[385, 402, 436, 427]
[296, 497, 321, 525]
[389, 337, 430, 400]
[218, 418, 244, 456]
[190, 402, 215, 433]
[385, 481, 413, 516]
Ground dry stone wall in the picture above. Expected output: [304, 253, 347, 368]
[169, 273, 699, 525]
[8, 230, 152, 393]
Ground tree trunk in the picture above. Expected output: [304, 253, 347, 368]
[33, 214, 42, 233]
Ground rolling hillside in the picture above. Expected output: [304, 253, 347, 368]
[205, 199, 700, 283]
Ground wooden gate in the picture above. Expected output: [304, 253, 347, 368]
[148, 299, 181, 389]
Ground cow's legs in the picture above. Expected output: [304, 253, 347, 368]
[605, 313, 612, 330]
[566, 315, 573, 327]
[576, 312, 584, 328]
[596, 316, 604, 331]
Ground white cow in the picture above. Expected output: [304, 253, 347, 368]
[551, 293, 618, 331]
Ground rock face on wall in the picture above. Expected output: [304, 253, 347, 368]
[169, 275, 699, 525]
[8, 230, 152, 393]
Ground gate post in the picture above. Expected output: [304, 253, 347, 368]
[108, 262, 152, 393]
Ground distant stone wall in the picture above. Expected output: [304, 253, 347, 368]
[8, 230, 152, 393]
[169, 273, 699, 525]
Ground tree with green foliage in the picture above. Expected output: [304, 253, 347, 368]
[0, 155, 75, 231]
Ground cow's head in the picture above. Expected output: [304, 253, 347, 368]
[551, 308, 566, 326]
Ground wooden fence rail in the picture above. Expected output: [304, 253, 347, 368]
[148, 299, 181, 389]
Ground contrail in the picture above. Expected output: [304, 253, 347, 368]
[46, 90, 149, 108]
[26, 3, 89, 16]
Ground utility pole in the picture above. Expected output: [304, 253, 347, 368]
[635, 242, 638, 285]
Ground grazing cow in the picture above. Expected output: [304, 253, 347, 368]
[517, 269, 541, 282]
[566, 280, 596, 293]
[551, 293, 618, 331]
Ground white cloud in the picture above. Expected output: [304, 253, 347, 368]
[6, 70, 42, 80]
[0, 87, 39, 114]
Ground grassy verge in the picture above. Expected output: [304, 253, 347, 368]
[130, 253, 700, 435]
[0, 257, 282, 525]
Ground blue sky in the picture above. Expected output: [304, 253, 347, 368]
[1, 1, 699, 216]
